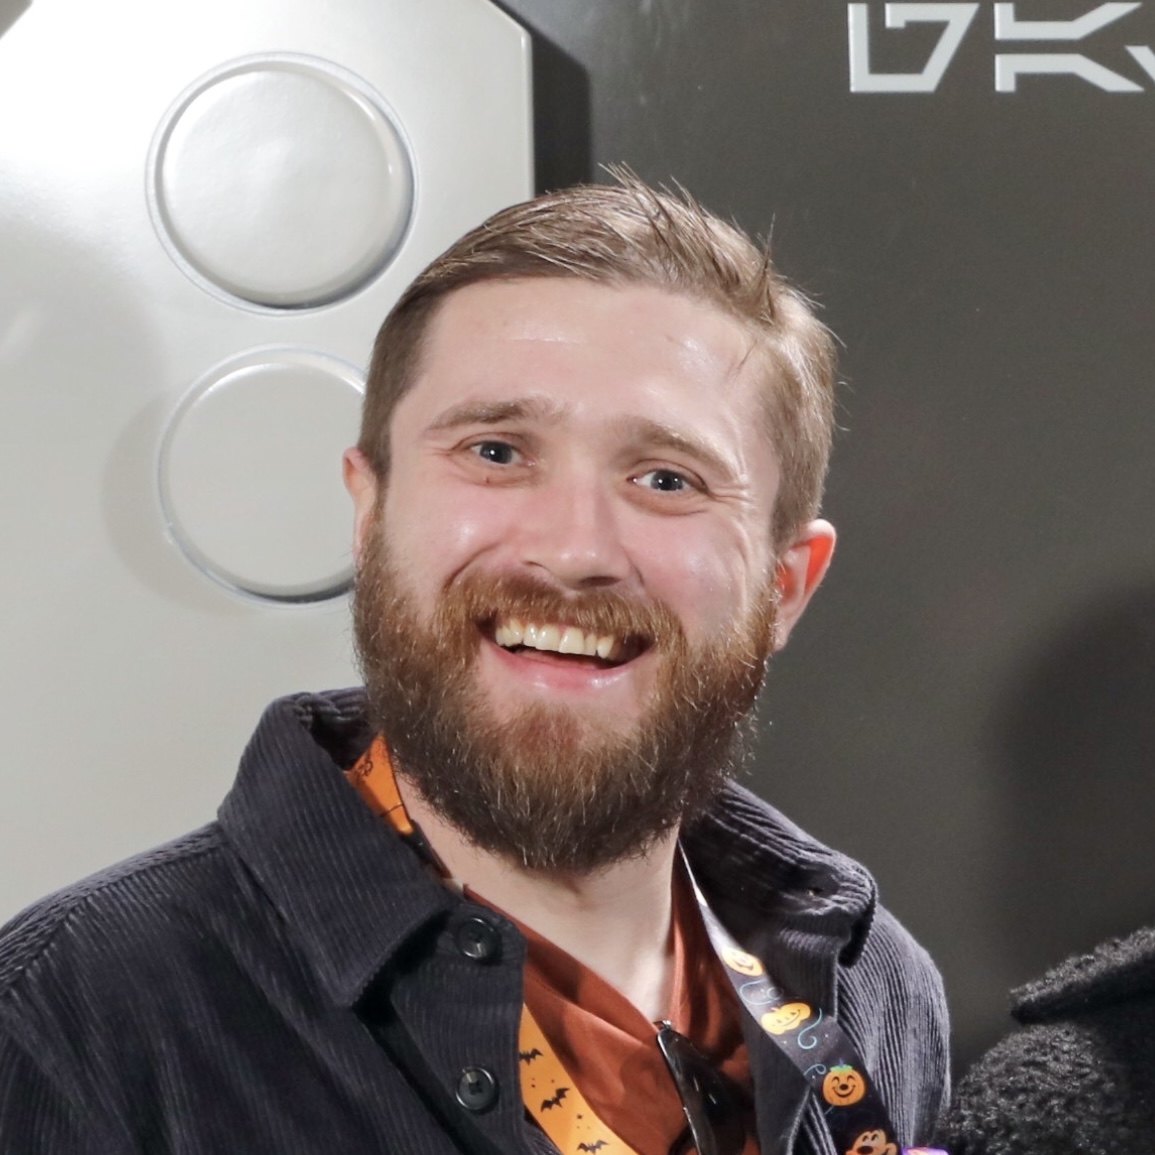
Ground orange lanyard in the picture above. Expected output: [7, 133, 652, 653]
[346, 738, 642, 1155]
[519, 1006, 642, 1155]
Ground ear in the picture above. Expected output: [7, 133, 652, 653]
[343, 447, 381, 561]
[771, 518, 835, 651]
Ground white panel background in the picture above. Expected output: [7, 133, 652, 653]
[0, 0, 532, 920]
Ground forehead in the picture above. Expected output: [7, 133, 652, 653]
[404, 277, 772, 438]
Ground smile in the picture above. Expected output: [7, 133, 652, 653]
[490, 617, 646, 666]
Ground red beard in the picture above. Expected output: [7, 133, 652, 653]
[352, 517, 776, 873]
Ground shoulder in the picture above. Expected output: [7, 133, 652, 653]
[856, 903, 951, 1113]
[0, 825, 252, 1147]
[1, 825, 229, 982]
[853, 902, 945, 1005]
[0, 824, 254, 1049]
[842, 901, 950, 1144]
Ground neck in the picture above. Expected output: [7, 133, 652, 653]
[401, 778, 680, 1022]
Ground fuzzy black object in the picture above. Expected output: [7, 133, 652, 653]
[942, 926, 1155, 1154]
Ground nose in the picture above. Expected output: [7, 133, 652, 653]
[513, 473, 633, 590]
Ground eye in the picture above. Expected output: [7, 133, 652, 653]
[635, 468, 694, 493]
[470, 440, 519, 465]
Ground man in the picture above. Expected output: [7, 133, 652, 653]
[0, 177, 948, 1154]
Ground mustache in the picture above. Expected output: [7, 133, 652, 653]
[433, 571, 685, 653]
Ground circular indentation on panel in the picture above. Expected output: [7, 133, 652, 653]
[159, 349, 363, 602]
[149, 54, 413, 309]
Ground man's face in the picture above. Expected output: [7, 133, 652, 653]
[348, 278, 824, 871]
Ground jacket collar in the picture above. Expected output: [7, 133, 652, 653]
[219, 690, 878, 1009]
[684, 782, 877, 969]
[218, 690, 457, 1008]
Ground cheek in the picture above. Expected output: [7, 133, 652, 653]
[628, 522, 762, 630]
[381, 479, 515, 581]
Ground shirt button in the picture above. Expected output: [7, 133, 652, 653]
[454, 915, 501, 962]
[456, 1066, 499, 1112]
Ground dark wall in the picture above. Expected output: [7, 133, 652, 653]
[499, 0, 1155, 1071]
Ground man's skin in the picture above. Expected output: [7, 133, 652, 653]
[343, 276, 835, 1022]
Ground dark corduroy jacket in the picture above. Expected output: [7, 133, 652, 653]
[942, 927, 1155, 1154]
[0, 690, 948, 1154]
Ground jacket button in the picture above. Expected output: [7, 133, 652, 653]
[455, 915, 501, 962]
[456, 1066, 499, 1112]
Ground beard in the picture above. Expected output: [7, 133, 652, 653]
[352, 516, 777, 874]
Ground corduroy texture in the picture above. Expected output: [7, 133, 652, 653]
[941, 928, 1155, 1154]
[0, 690, 949, 1154]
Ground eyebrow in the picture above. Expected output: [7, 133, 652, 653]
[610, 415, 736, 480]
[424, 397, 565, 434]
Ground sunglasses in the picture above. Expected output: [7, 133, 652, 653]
[656, 1022, 747, 1155]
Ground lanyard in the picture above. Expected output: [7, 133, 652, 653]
[346, 737, 943, 1155]
[518, 1005, 643, 1155]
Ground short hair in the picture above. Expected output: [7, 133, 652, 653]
[358, 173, 837, 547]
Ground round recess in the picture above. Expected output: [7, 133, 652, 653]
[158, 348, 363, 602]
[148, 54, 414, 309]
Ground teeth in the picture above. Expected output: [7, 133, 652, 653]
[558, 627, 585, 654]
[495, 619, 622, 661]
[495, 620, 524, 647]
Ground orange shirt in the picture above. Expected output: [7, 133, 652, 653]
[488, 874, 758, 1155]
